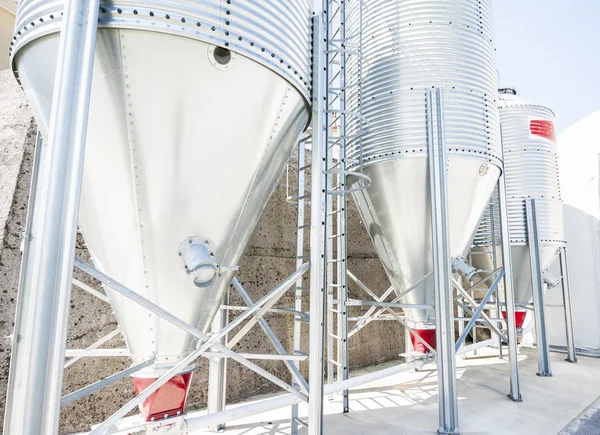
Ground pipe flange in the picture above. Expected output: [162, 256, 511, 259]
[177, 236, 218, 288]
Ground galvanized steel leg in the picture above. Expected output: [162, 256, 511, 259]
[498, 172, 522, 401]
[525, 198, 552, 377]
[489, 203, 503, 358]
[559, 247, 577, 363]
[427, 88, 459, 435]
[308, 12, 328, 435]
[3, 0, 100, 432]
[207, 291, 230, 432]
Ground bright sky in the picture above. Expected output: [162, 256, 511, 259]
[493, 1, 600, 133]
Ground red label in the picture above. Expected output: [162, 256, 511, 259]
[530, 119, 556, 142]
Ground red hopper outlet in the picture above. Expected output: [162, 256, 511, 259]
[132, 372, 193, 421]
[410, 328, 437, 353]
[501, 309, 528, 330]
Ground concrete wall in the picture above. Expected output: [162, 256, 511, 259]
[0, 70, 404, 433]
[0, 5, 16, 71]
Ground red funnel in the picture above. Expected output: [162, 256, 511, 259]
[132, 372, 193, 421]
[501, 309, 528, 330]
[410, 328, 437, 353]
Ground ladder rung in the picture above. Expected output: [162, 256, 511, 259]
[328, 233, 341, 239]
[298, 224, 311, 229]
[328, 333, 341, 340]
[296, 286, 310, 291]
[328, 308, 342, 314]
[328, 259, 342, 263]
[298, 194, 310, 200]
[328, 359, 342, 367]
[299, 164, 311, 171]
[297, 255, 310, 259]
[328, 209, 342, 216]
[328, 283, 342, 288]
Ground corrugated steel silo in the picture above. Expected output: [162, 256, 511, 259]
[345, 0, 503, 350]
[472, 88, 565, 329]
[10, 0, 311, 420]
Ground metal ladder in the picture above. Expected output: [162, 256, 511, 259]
[324, 0, 368, 415]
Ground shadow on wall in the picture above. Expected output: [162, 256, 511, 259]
[547, 110, 600, 355]
[546, 205, 600, 354]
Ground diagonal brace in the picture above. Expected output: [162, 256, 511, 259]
[454, 276, 507, 344]
[61, 358, 154, 406]
[74, 257, 308, 402]
[227, 268, 307, 349]
[455, 269, 504, 352]
[232, 278, 308, 393]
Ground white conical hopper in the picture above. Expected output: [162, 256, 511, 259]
[11, 0, 311, 419]
[472, 89, 565, 329]
[346, 0, 502, 351]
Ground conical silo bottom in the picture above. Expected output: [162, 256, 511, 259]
[471, 244, 560, 321]
[351, 157, 500, 351]
[13, 28, 310, 416]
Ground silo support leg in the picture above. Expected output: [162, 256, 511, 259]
[559, 247, 577, 363]
[427, 88, 460, 435]
[525, 199, 552, 377]
[498, 171, 522, 401]
[307, 12, 328, 435]
[3, 0, 100, 432]
[207, 291, 230, 432]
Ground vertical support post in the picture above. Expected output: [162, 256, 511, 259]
[207, 291, 230, 432]
[559, 247, 577, 363]
[308, 11, 328, 435]
[3, 0, 99, 433]
[525, 198, 552, 377]
[426, 88, 459, 435]
[490, 203, 503, 358]
[497, 176, 522, 401]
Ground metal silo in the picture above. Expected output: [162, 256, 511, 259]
[6, 0, 311, 427]
[472, 88, 565, 330]
[345, 0, 502, 349]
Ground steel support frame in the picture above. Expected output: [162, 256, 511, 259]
[3, 0, 100, 431]
[307, 9, 329, 435]
[185, 356, 433, 433]
[207, 290, 229, 432]
[454, 270, 505, 351]
[497, 154, 522, 401]
[74, 257, 309, 400]
[558, 247, 577, 363]
[322, 86, 523, 431]
[427, 88, 460, 435]
[525, 198, 552, 376]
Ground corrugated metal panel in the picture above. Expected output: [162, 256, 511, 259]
[346, 0, 502, 168]
[11, 0, 312, 99]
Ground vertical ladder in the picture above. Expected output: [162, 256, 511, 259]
[325, 0, 350, 414]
